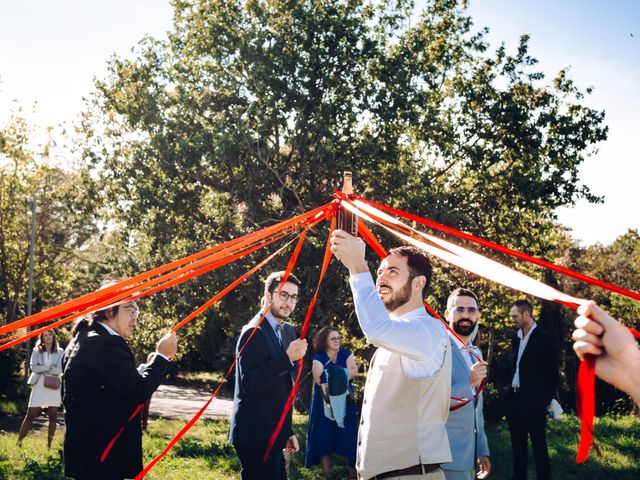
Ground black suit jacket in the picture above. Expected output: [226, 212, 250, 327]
[509, 326, 558, 410]
[229, 312, 296, 451]
[62, 322, 169, 479]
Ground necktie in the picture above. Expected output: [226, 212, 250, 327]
[275, 324, 283, 346]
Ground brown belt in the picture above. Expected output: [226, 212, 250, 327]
[372, 463, 440, 479]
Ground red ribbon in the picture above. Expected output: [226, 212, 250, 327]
[134, 372, 230, 479]
[133, 208, 327, 477]
[576, 353, 598, 462]
[357, 196, 640, 302]
[0, 204, 330, 338]
[1, 228, 288, 350]
[1, 205, 331, 350]
[100, 403, 145, 463]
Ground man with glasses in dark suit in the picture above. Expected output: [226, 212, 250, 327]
[229, 271, 308, 480]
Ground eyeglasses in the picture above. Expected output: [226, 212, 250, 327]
[277, 291, 298, 303]
[328, 336, 341, 341]
[454, 306, 478, 314]
[121, 303, 140, 314]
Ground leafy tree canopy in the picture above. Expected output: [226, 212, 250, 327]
[0, 114, 99, 326]
[75, 0, 616, 408]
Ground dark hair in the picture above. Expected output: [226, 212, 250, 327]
[387, 245, 432, 294]
[264, 271, 301, 295]
[447, 288, 479, 309]
[313, 326, 338, 353]
[35, 330, 58, 352]
[70, 278, 125, 337]
[512, 299, 533, 316]
[71, 317, 92, 337]
[92, 305, 119, 323]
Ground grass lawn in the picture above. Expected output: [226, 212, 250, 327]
[0, 414, 638, 479]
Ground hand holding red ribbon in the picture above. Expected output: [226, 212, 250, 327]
[573, 302, 640, 405]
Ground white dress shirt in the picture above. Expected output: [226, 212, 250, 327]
[349, 272, 447, 379]
[511, 321, 537, 387]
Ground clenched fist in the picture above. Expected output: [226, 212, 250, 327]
[286, 338, 308, 362]
[156, 331, 178, 359]
[469, 360, 488, 388]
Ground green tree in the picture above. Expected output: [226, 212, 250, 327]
[78, 0, 608, 393]
[0, 113, 100, 405]
[0, 115, 100, 325]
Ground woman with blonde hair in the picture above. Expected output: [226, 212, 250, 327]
[17, 329, 64, 448]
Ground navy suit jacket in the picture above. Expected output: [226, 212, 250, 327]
[62, 322, 169, 479]
[509, 326, 558, 410]
[229, 312, 296, 451]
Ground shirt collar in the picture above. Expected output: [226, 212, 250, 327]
[98, 321, 120, 337]
[517, 321, 537, 340]
[449, 331, 471, 351]
[262, 310, 282, 333]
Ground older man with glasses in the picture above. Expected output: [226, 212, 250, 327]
[63, 293, 177, 480]
[229, 271, 308, 480]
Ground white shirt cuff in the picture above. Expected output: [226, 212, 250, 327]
[154, 352, 170, 362]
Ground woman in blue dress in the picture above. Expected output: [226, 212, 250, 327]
[305, 326, 358, 479]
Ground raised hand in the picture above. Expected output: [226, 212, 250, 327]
[572, 301, 640, 403]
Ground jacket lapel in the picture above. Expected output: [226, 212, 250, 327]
[512, 334, 520, 370]
[451, 339, 472, 374]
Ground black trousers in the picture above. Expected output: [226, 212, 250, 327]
[234, 445, 287, 480]
[507, 391, 550, 480]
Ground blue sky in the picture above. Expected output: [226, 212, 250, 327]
[466, 0, 640, 246]
[1, 0, 638, 245]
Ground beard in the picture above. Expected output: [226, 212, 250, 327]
[453, 318, 476, 336]
[271, 304, 291, 321]
[381, 279, 413, 312]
